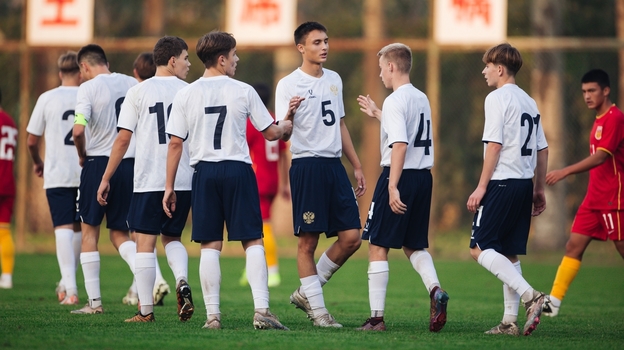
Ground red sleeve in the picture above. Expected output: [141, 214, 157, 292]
[596, 111, 624, 155]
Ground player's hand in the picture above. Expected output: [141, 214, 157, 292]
[389, 188, 407, 215]
[357, 94, 380, 119]
[286, 96, 305, 120]
[546, 169, 567, 185]
[79, 156, 86, 168]
[97, 180, 110, 206]
[467, 187, 486, 213]
[163, 188, 177, 218]
[532, 191, 546, 216]
[32, 162, 44, 177]
[354, 168, 366, 197]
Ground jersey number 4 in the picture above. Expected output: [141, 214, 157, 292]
[520, 113, 541, 156]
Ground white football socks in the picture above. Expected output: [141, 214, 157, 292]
[200, 248, 221, 317]
[300, 275, 327, 317]
[477, 249, 533, 302]
[135, 252, 156, 315]
[55, 228, 77, 296]
[502, 260, 522, 324]
[165, 241, 189, 285]
[245, 245, 269, 310]
[368, 261, 389, 318]
[409, 250, 441, 293]
[80, 251, 101, 307]
[316, 252, 340, 286]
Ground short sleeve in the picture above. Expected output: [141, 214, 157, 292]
[382, 96, 408, 147]
[75, 84, 92, 122]
[166, 93, 189, 139]
[26, 93, 47, 136]
[116, 87, 139, 133]
[482, 93, 504, 144]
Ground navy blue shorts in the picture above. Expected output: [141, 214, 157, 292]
[45, 187, 79, 227]
[77, 157, 134, 230]
[363, 168, 432, 249]
[127, 191, 191, 237]
[290, 157, 361, 237]
[469, 179, 533, 255]
[191, 161, 263, 242]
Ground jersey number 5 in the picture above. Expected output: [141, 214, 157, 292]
[205, 106, 227, 150]
[520, 113, 541, 156]
[321, 100, 336, 126]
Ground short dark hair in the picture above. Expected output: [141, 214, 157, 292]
[153, 36, 188, 66]
[582, 69, 610, 90]
[58, 51, 80, 74]
[196, 31, 236, 69]
[133, 52, 156, 80]
[77, 44, 108, 66]
[294, 21, 327, 45]
[482, 43, 523, 76]
[252, 83, 271, 106]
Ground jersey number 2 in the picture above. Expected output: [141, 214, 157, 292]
[521, 113, 541, 156]
[63, 110, 75, 145]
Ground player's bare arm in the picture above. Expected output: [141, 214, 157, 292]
[467, 142, 501, 213]
[26, 134, 44, 177]
[357, 94, 382, 121]
[388, 142, 408, 215]
[72, 124, 87, 167]
[532, 148, 549, 216]
[340, 119, 366, 197]
[262, 120, 293, 142]
[546, 150, 608, 185]
[96, 129, 133, 206]
[163, 135, 184, 218]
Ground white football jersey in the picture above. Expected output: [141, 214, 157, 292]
[26, 86, 81, 189]
[166, 76, 274, 166]
[75, 73, 138, 158]
[117, 76, 192, 192]
[380, 84, 434, 169]
[275, 68, 345, 159]
[483, 84, 548, 180]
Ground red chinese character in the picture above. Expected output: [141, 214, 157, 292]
[452, 0, 491, 25]
[240, 0, 281, 26]
[42, 0, 78, 26]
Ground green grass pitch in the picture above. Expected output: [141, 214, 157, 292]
[0, 253, 622, 349]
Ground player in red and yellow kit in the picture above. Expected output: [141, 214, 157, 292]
[0, 88, 17, 289]
[240, 83, 290, 287]
[544, 69, 624, 316]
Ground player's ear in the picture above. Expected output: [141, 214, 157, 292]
[58, 72, 63, 81]
[296, 43, 304, 55]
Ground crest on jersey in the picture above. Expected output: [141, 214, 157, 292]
[303, 211, 315, 224]
[595, 126, 603, 140]
[330, 85, 338, 96]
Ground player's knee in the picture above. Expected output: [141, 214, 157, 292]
[339, 234, 361, 253]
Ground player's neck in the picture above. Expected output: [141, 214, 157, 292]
[156, 66, 175, 78]
[595, 100, 613, 116]
[392, 75, 411, 91]
[496, 75, 515, 89]
[203, 66, 228, 78]
[300, 61, 323, 78]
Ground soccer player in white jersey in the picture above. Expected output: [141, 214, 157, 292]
[356, 43, 449, 332]
[26, 52, 83, 305]
[275, 21, 365, 328]
[466, 43, 549, 336]
[121, 51, 171, 309]
[96, 36, 194, 323]
[164, 31, 292, 330]
[71, 44, 138, 314]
